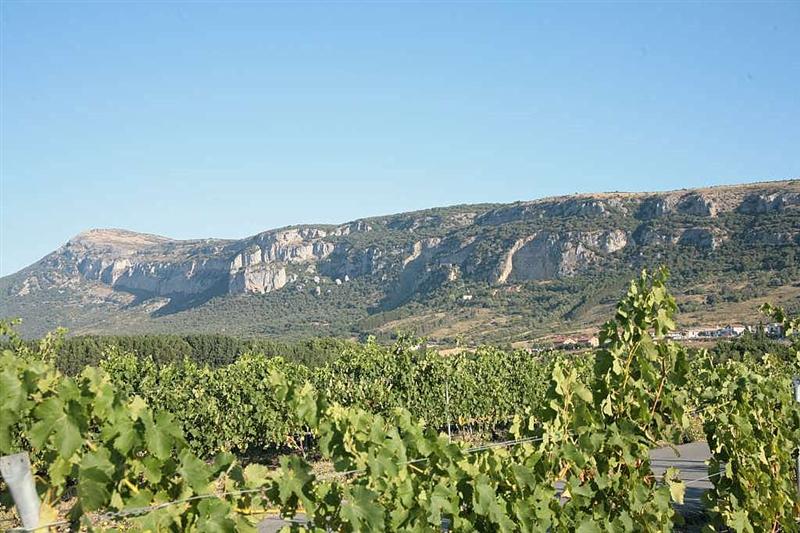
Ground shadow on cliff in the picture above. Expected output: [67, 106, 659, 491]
[122, 278, 230, 317]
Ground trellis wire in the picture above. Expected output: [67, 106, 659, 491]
[6, 430, 728, 531]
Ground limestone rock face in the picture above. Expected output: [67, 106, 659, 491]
[226, 228, 339, 294]
[229, 230, 335, 271]
[632, 224, 670, 246]
[541, 198, 625, 218]
[677, 228, 725, 249]
[637, 192, 717, 218]
[738, 192, 800, 214]
[331, 221, 372, 236]
[494, 230, 627, 284]
[402, 238, 442, 268]
[54, 230, 233, 297]
[34, 227, 346, 299]
[476, 197, 627, 226]
[6, 179, 798, 332]
[111, 258, 231, 296]
[600, 229, 628, 253]
[676, 193, 718, 217]
[228, 264, 288, 294]
[502, 233, 594, 281]
[637, 197, 679, 219]
[248, 228, 334, 264]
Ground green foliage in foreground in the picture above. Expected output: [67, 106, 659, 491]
[1, 269, 799, 531]
[0, 322, 269, 531]
[694, 304, 800, 531]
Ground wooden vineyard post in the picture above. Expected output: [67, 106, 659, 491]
[794, 377, 800, 499]
[0, 452, 40, 530]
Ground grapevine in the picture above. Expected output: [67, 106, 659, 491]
[1, 269, 799, 531]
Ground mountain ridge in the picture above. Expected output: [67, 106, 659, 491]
[27, 176, 799, 257]
[3, 178, 799, 341]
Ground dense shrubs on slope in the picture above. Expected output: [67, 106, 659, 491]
[710, 330, 794, 362]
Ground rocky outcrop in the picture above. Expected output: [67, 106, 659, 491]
[249, 228, 335, 264]
[738, 192, 800, 214]
[56, 231, 234, 297]
[111, 259, 231, 296]
[230, 231, 335, 272]
[228, 264, 288, 294]
[599, 229, 628, 253]
[743, 229, 800, 246]
[494, 230, 627, 284]
[331, 221, 372, 236]
[677, 228, 725, 249]
[541, 198, 627, 218]
[633, 224, 726, 249]
[5, 179, 798, 329]
[476, 197, 627, 226]
[28, 227, 344, 299]
[676, 193, 718, 217]
[226, 228, 340, 294]
[502, 233, 595, 281]
[324, 246, 385, 279]
[494, 236, 535, 284]
[637, 197, 679, 219]
[637, 192, 718, 218]
[632, 224, 670, 246]
[402, 238, 442, 267]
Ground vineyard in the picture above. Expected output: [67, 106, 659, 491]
[1, 269, 800, 531]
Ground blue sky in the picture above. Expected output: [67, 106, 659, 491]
[1, 2, 798, 276]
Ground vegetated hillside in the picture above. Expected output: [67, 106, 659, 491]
[2, 179, 799, 342]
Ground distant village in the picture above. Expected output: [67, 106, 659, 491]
[548, 323, 786, 350]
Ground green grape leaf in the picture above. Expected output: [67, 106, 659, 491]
[179, 448, 212, 493]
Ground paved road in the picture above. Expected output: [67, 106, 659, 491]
[259, 442, 713, 532]
[650, 441, 712, 528]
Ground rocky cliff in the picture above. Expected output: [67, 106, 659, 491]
[2, 179, 799, 339]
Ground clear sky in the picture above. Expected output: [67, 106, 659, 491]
[1, 2, 798, 276]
